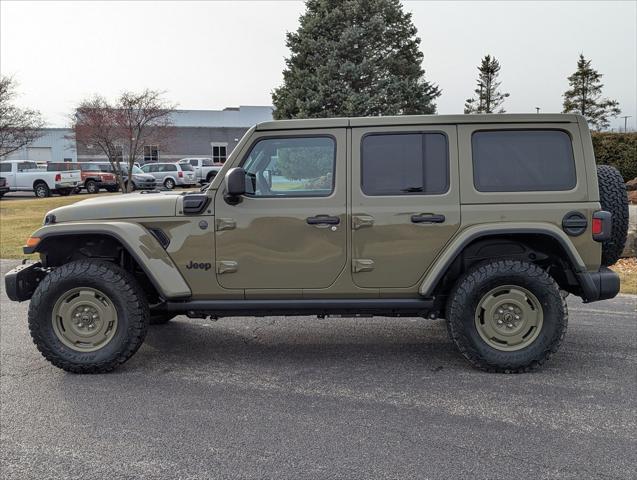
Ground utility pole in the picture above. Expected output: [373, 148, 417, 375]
[535, 107, 540, 114]
[620, 115, 632, 132]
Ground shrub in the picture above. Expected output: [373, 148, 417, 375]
[592, 132, 637, 181]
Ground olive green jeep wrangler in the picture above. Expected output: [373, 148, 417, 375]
[5, 114, 629, 374]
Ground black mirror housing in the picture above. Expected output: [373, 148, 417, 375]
[224, 167, 246, 204]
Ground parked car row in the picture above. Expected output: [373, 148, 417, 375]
[0, 157, 223, 198]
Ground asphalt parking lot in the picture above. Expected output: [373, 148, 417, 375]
[0, 259, 635, 480]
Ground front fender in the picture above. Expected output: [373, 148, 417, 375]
[27, 221, 191, 299]
[419, 222, 587, 297]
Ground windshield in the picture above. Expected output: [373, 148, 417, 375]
[131, 166, 144, 174]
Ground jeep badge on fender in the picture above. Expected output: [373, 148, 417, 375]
[186, 261, 212, 271]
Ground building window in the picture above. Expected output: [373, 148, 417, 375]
[211, 143, 227, 163]
[144, 145, 159, 163]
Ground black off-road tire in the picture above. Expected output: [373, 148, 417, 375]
[206, 171, 217, 183]
[149, 313, 176, 325]
[446, 260, 568, 373]
[597, 165, 629, 266]
[28, 260, 149, 373]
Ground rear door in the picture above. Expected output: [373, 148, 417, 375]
[351, 125, 461, 289]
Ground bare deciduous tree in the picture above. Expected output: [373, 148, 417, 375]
[116, 90, 175, 192]
[71, 90, 175, 192]
[0, 76, 45, 158]
[71, 95, 127, 191]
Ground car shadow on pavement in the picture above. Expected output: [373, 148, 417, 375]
[134, 316, 466, 373]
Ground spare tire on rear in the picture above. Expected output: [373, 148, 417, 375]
[597, 165, 629, 266]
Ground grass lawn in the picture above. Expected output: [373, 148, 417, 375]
[1, 193, 635, 294]
[0, 193, 115, 259]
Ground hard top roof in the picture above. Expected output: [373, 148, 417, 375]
[255, 113, 582, 131]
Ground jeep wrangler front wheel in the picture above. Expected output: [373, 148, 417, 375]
[28, 260, 149, 373]
[446, 260, 567, 373]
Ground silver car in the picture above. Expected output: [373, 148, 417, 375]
[141, 162, 197, 189]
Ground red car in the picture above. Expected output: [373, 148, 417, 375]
[47, 162, 118, 193]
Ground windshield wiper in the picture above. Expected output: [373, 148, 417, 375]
[401, 186, 425, 192]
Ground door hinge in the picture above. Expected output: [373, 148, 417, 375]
[352, 258, 375, 273]
[216, 218, 236, 231]
[352, 215, 374, 230]
[216, 260, 238, 274]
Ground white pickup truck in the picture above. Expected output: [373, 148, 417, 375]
[178, 157, 223, 184]
[0, 160, 81, 198]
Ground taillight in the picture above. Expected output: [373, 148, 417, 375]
[592, 210, 611, 242]
[55, 173, 61, 182]
[178, 171, 183, 178]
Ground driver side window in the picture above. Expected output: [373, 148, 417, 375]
[242, 136, 335, 197]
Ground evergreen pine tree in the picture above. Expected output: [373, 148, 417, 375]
[464, 55, 509, 114]
[562, 54, 620, 130]
[272, 0, 440, 119]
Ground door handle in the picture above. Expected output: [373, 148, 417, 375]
[411, 214, 446, 224]
[306, 215, 340, 225]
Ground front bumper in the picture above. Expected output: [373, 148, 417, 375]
[134, 181, 156, 190]
[4, 262, 46, 302]
[577, 267, 620, 303]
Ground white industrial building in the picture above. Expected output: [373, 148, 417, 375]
[2, 106, 273, 164]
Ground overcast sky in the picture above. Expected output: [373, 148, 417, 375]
[1, 1, 635, 130]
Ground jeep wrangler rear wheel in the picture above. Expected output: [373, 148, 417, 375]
[28, 260, 149, 373]
[446, 259, 567, 373]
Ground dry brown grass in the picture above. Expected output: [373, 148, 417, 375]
[0, 194, 115, 259]
[611, 257, 637, 295]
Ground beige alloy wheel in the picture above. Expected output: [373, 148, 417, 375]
[474, 285, 544, 351]
[52, 287, 118, 352]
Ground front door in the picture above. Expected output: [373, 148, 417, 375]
[214, 129, 347, 290]
[351, 125, 461, 289]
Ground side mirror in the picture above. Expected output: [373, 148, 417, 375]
[224, 167, 246, 204]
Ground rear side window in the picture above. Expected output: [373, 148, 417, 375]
[0, 163, 11, 173]
[361, 133, 449, 196]
[472, 130, 576, 192]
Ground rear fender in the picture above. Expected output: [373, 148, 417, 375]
[419, 222, 587, 297]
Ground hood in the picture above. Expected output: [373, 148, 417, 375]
[47, 192, 180, 223]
